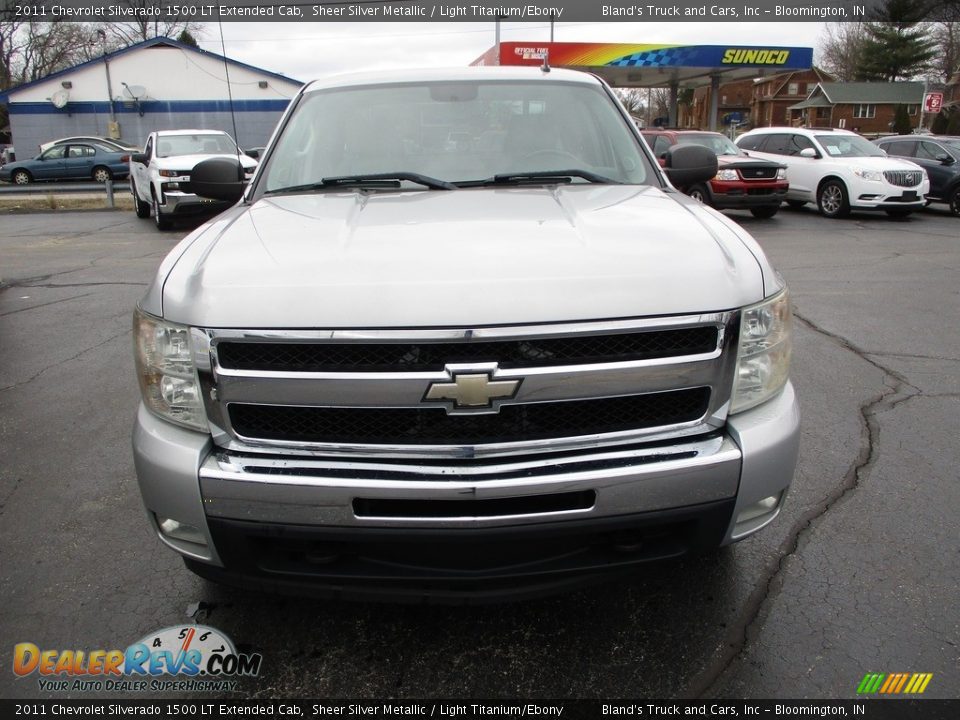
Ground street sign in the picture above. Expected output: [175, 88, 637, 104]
[923, 93, 944, 113]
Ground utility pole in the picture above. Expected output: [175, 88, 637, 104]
[95, 30, 117, 130]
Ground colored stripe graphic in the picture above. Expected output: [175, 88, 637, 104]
[858, 672, 932, 694]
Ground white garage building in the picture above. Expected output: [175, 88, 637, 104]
[0, 37, 302, 155]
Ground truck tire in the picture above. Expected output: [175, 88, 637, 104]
[687, 184, 711, 206]
[153, 193, 173, 231]
[750, 205, 780, 219]
[132, 181, 151, 219]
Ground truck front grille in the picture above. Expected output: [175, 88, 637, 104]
[216, 326, 719, 372]
[737, 167, 779, 180]
[883, 170, 922, 187]
[199, 314, 738, 458]
[229, 388, 710, 446]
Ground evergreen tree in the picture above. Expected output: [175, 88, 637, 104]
[892, 104, 913, 134]
[857, 1, 937, 80]
[177, 29, 199, 48]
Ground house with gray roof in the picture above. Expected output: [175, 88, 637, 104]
[788, 81, 924, 134]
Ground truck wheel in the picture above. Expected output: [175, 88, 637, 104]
[687, 184, 710, 206]
[817, 180, 850, 218]
[153, 194, 173, 231]
[92, 166, 112, 183]
[12, 169, 31, 185]
[132, 181, 151, 219]
[750, 205, 779, 219]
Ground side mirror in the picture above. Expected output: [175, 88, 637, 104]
[130, 153, 148, 165]
[191, 157, 246, 202]
[937, 153, 954, 165]
[663, 144, 718, 188]
[799, 148, 818, 159]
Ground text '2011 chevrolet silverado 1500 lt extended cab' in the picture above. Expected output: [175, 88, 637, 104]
[132, 67, 799, 602]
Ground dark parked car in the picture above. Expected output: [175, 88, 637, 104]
[0, 142, 131, 184]
[642, 129, 788, 218]
[874, 135, 960, 216]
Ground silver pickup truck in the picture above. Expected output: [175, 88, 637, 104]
[132, 67, 799, 601]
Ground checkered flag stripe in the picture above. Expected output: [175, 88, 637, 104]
[609, 48, 697, 67]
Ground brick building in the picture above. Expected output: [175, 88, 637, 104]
[788, 82, 924, 134]
[687, 77, 755, 131]
[752, 68, 835, 127]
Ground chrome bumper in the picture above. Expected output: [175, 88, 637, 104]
[132, 382, 799, 567]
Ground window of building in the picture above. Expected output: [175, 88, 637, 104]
[853, 104, 876, 119]
[907, 105, 919, 116]
[788, 83, 799, 96]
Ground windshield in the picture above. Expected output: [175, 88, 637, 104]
[155, 134, 238, 158]
[260, 79, 651, 194]
[676, 133, 741, 156]
[815, 135, 885, 158]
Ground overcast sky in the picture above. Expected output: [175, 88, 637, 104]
[195, 21, 827, 84]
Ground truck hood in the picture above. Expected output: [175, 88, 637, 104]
[157, 185, 770, 328]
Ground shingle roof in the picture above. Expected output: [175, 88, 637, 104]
[817, 82, 924, 104]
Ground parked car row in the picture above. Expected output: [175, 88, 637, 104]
[3, 125, 956, 226]
[637, 127, 958, 222]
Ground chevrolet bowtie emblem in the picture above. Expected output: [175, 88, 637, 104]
[424, 372, 520, 411]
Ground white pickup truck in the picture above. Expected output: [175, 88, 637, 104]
[132, 68, 799, 601]
[128, 129, 256, 230]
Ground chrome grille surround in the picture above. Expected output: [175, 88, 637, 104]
[193, 312, 739, 461]
[883, 170, 923, 188]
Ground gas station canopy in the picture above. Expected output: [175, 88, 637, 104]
[472, 41, 814, 128]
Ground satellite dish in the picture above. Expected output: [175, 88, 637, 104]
[51, 90, 69, 109]
[123, 84, 146, 99]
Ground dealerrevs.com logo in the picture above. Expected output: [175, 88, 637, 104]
[13, 625, 262, 692]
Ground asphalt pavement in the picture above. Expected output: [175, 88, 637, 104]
[0, 204, 957, 700]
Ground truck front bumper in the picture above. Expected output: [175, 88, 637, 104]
[132, 382, 799, 599]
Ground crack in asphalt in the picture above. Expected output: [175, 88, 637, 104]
[866, 351, 960, 363]
[0, 327, 131, 393]
[686, 310, 921, 699]
[0, 292, 95, 317]
[13, 282, 149, 288]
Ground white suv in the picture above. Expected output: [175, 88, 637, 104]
[736, 127, 928, 218]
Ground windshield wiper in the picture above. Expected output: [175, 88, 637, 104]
[460, 169, 621, 187]
[264, 172, 457, 195]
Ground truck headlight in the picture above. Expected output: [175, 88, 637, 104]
[730, 289, 792, 414]
[715, 169, 739, 181]
[776, 168, 787, 180]
[133, 308, 208, 431]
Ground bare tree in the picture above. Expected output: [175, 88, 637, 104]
[929, 22, 960, 82]
[0, 21, 98, 89]
[100, 2, 205, 47]
[0, 20, 26, 90]
[615, 88, 646, 116]
[817, 22, 869, 81]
